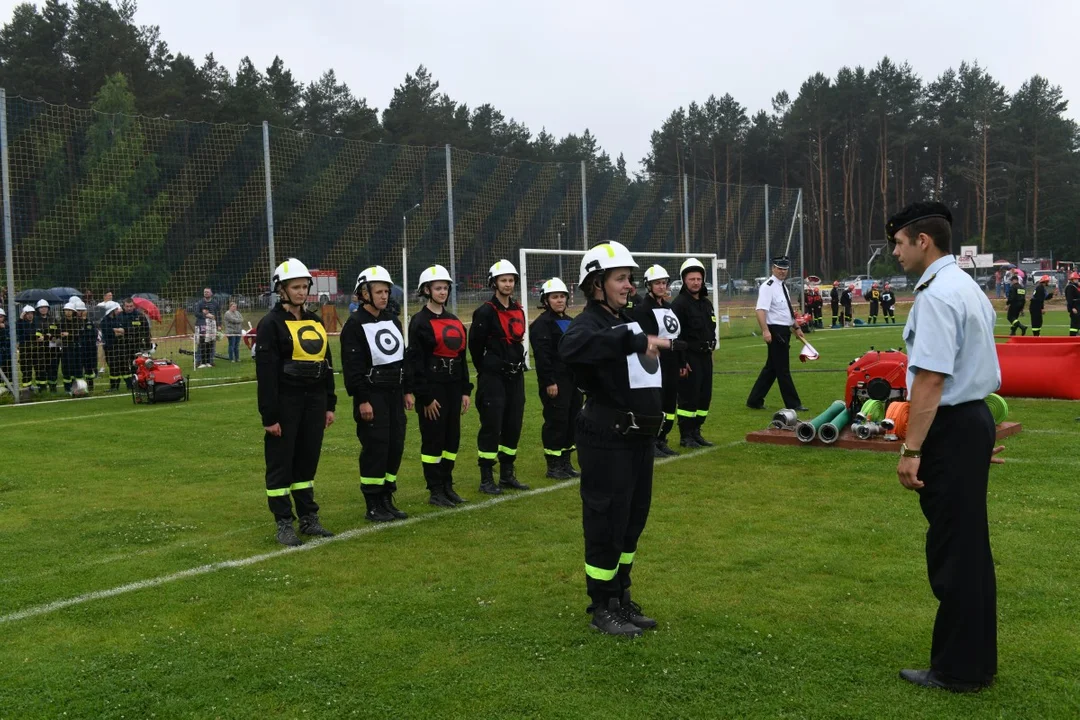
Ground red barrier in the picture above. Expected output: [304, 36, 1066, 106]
[996, 341, 1080, 399]
[998, 335, 1080, 343]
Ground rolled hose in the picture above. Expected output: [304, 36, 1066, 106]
[819, 408, 852, 444]
[885, 401, 910, 440]
[795, 401, 847, 443]
[985, 393, 1009, 424]
[859, 399, 887, 423]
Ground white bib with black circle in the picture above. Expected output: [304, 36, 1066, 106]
[624, 321, 663, 389]
[362, 320, 404, 366]
[652, 307, 681, 340]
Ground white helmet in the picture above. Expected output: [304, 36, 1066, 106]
[578, 240, 637, 286]
[271, 258, 313, 290]
[73, 298, 87, 311]
[0, 307, 5, 317]
[35, 298, 50, 309]
[487, 259, 519, 287]
[21, 305, 34, 315]
[355, 265, 393, 296]
[63, 299, 77, 311]
[540, 277, 569, 301]
[680, 257, 706, 278]
[643, 264, 669, 283]
[102, 300, 121, 317]
[416, 264, 453, 294]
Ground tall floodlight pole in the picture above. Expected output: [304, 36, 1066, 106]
[402, 203, 421, 338]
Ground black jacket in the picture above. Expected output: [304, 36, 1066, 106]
[1029, 284, 1050, 311]
[880, 290, 895, 308]
[630, 293, 685, 374]
[470, 295, 526, 373]
[119, 310, 151, 355]
[404, 305, 472, 407]
[1007, 284, 1026, 310]
[559, 301, 661, 417]
[1065, 283, 1079, 313]
[530, 308, 573, 388]
[340, 307, 405, 406]
[255, 303, 337, 427]
[830, 287, 840, 308]
[840, 289, 853, 308]
[32, 312, 60, 349]
[868, 288, 882, 304]
[16, 316, 36, 345]
[671, 287, 715, 353]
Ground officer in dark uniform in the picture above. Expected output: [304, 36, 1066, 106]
[830, 280, 841, 327]
[881, 282, 897, 324]
[672, 258, 716, 448]
[890, 201, 1002, 693]
[1067, 271, 1080, 336]
[560, 240, 669, 638]
[32, 299, 60, 393]
[341, 265, 409, 523]
[812, 284, 824, 328]
[631, 264, 687, 457]
[117, 298, 152, 388]
[404, 264, 473, 507]
[59, 299, 82, 394]
[839, 284, 854, 327]
[867, 282, 882, 324]
[99, 301, 124, 391]
[530, 276, 583, 479]
[1006, 275, 1028, 336]
[16, 305, 38, 393]
[1029, 275, 1052, 336]
[470, 259, 529, 494]
[76, 299, 97, 391]
[256, 258, 336, 546]
[746, 257, 808, 412]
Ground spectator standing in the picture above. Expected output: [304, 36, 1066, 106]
[193, 288, 221, 365]
[224, 302, 244, 362]
[197, 308, 218, 368]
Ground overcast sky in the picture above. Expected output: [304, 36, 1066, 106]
[9, 0, 1080, 170]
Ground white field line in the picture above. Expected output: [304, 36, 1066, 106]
[0, 397, 250, 428]
[0, 379, 259, 410]
[0, 441, 741, 625]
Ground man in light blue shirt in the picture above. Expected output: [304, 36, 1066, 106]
[888, 201, 1005, 694]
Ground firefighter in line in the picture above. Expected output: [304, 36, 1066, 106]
[99, 301, 124, 391]
[404, 264, 473, 507]
[0, 307, 9, 381]
[118, 297, 152, 388]
[559, 240, 669, 638]
[530, 277, 583, 479]
[60, 298, 83, 394]
[830, 280, 841, 328]
[1006, 274, 1028, 336]
[1066, 271, 1080, 336]
[804, 280, 824, 330]
[470, 259, 529, 494]
[341, 265, 409, 523]
[631, 264, 688, 457]
[881, 282, 897, 324]
[672, 258, 716, 448]
[813, 283, 825, 328]
[76, 298, 98, 391]
[1029, 275, 1053, 337]
[839, 283, 854, 327]
[255, 258, 336, 546]
[16, 305, 38, 392]
[32, 299, 60, 393]
[867, 281, 882, 324]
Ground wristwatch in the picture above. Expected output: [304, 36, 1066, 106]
[899, 443, 922, 459]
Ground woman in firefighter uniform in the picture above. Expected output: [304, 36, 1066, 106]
[1006, 275, 1028, 336]
[1029, 275, 1052, 336]
[560, 240, 669, 638]
[60, 299, 83, 394]
[99, 301, 123, 390]
[341, 265, 409, 523]
[16, 305, 38, 392]
[530, 277, 582, 480]
[672, 258, 716, 448]
[867, 281, 882, 324]
[33, 299, 60, 393]
[76, 298, 97, 391]
[840, 284, 854, 327]
[256, 258, 336, 547]
[830, 280, 841, 327]
[470, 259, 529, 495]
[880, 282, 897, 325]
[630, 264, 687, 457]
[404, 264, 473, 507]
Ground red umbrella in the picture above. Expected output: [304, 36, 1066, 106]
[132, 296, 161, 321]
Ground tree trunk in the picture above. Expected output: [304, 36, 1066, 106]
[980, 125, 989, 252]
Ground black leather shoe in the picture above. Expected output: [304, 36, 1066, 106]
[899, 669, 988, 693]
[793, 405, 810, 412]
[679, 436, 702, 448]
[746, 403, 766, 410]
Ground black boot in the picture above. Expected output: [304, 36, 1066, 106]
[382, 492, 408, 519]
[692, 418, 714, 447]
[499, 462, 530, 490]
[561, 452, 581, 478]
[428, 489, 456, 508]
[545, 454, 571, 480]
[298, 513, 334, 537]
[620, 591, 657, 629]
[1021, 324, 1028, 336]
[590, 597, 642, 638]
[275, 519, 303, 547]
[679, 422, 701, 448]
[364, 493, 395, 522]
[655, 437, 679, 456]
[443, 481, 468, 504]
[478, 465, 501, 495]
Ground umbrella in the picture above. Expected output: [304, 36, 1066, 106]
[47, 286, 83, 302]
[15, 288, 62, 304]
[132, 296, 162, 322]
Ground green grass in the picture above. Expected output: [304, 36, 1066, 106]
[1, 314, 1078, 718]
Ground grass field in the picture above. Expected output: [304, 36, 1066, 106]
[1, 312, 1078, 718]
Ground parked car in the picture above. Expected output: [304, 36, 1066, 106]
[886, 275, 910, 291]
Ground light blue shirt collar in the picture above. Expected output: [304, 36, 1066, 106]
[914, 254, 956, 293]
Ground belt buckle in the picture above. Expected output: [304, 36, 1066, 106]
[620, 411, 639, 435]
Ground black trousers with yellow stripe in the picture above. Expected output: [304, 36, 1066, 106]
[538, 372, 582, 460]
[264, 386, 325, 522]
[356, 385, 406, 497]
[476, 371, 524, 468]
[418, 381, 464, 492]
[677, 351, 713, 437]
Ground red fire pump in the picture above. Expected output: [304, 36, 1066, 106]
[131, 354, 190, 404]
[845, 348, 908, 411]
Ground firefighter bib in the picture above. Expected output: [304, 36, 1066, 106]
[430, 317, 466, 358]
[285, 320, 328, 361]
[624, 321, 662, 389]
[652, 308, 681, 340]
[489, 302, 526, 344]
[362, 320, 404, 366]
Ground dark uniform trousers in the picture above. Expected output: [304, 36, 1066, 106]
[539, 371, 582, 458]
[868, 299, 880, 322]
[1029, 306, 1043, 335]
[105, 344, 124, 390]
[476, 370, 525, 468]
[40, 346, 60, 389]
[19, 343, 37, 390]
[659, 362, 679, 441]
[917, 400, 997, 684]
[746, 325, 802, 409]
[357, 387, 406, 496]
[578, 413, 654, 608]
[264, 386, 326, 521]
[419, 381, 464, 492]
[61, 340, 81, 390]
[81, 330, 97, 389]
[677, 351, 713, 435]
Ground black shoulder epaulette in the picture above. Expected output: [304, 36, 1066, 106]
[915, 274, 937, 293]
[766, 279, 774, 286]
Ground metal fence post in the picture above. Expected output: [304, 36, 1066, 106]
[763, 183, 770, 277]
[1, 88, 20, 401]
[580, 161, 588, 248]
[262, 121, 275, 276]
[446, 144, 457, 313]
[682, 174, 691, 253]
